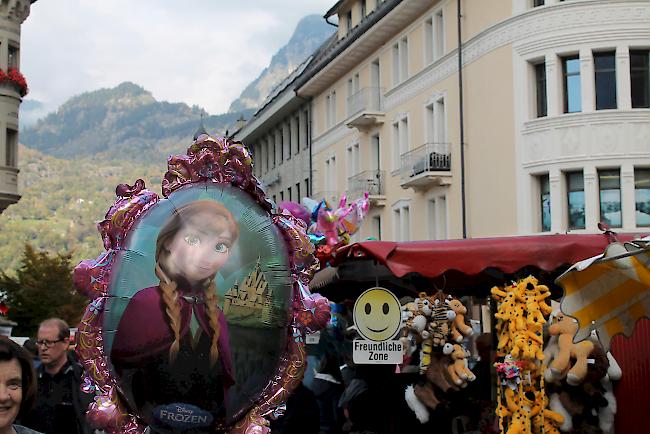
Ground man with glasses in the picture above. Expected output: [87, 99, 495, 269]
[21, 318, 93, 434]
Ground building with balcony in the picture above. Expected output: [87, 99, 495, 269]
[0, 0, 36, 214]
[293, 0, 650, 241]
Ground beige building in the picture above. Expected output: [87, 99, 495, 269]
[241, 0, 650, 241]
[0, 0, 36, 213]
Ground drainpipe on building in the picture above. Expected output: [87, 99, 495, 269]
[307, 102, 313, 197]
[457, 0, 467, 239]
[295, 93, 313, 197]
[325, 15, 338, 27]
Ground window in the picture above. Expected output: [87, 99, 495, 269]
[284, 124, 290, 160]
[346, 10, 352, 33]
[599, 169, 621, 227]
[567, 171, 585, 229]
[325, 91, 337, 128]
[594, 51, 617, 110]
[392, 116, 409, 170]
[347, 73, 360, 115]
[278, 129, 284, 163]
[5, 129, 17, 167]
[392, 43, 400, 86]
[280, 191, 284, 201]
[426, 97, 447, 143]
[400, 38, 409, 82]
[372, 216, 382, 240]
[539, 174, 551, 232]
[292, 116, 299, 155]
[288, 186, 292, 202]
[304, 178, 310, 198]
[301, 110, 309, 149]
[296, 182, 301, 202]
[393, 204, 411, 241]
[435, 98, 446, 142]
[535, 62, 547, 117]
[635, 169, 650, 226]
[271, 135, 277, 168]
[273, 195, 277, 204]
[361, 0, 366, 18]
[630, 50, 650, 108]
[8, 45, 18, 69]
[371, 134, 381, 171]
[392, 37, 409, 85]
[325, 156, 337, 192]
[428, 197, 448, 240]
[533, 0, 545, 6]
[425, 19, 434, 64]
[434, 10, 444, 60]
[563, 56, 582, 113]
[347, 143, 360, 178]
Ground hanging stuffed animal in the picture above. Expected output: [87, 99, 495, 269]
[446, 296, 473, 343]
[443, 343, 476, 387]
[428, 297, 456, 346]
[545, 312, 594, 385]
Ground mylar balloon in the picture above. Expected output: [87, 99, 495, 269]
[73, 135, 329, 434]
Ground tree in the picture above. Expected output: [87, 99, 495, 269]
[0, 244, 87, 336]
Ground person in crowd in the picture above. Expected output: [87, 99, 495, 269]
[0, 337, 42, 434]
[269, 382, 320, 434]
[21, 339, 40, 370]
[312, 354, 345, 434]
[21, 318, 93, 434]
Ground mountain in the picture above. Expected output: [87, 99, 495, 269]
[20, 82, 254, 163]
[228, 14, 335, 113]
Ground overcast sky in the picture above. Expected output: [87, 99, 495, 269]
[20, 0, 335, 122]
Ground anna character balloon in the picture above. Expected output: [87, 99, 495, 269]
[110, 200, 239, 432]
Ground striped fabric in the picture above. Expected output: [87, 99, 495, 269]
[556, 237, 650, 352]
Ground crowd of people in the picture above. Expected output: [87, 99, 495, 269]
[0, 318, 93, 434]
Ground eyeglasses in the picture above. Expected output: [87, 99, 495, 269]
[36, 339, 64, 348]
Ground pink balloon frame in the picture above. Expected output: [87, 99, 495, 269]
[73, 134, 330, 433]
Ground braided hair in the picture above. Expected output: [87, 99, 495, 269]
[155, 200, 239, 366]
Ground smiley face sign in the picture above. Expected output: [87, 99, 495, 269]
[353, 287, 402, 341]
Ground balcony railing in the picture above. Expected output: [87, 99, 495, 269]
[347, 169, 386, 206]
[400, 142, 452, 189]
[346, 87, 385, 129]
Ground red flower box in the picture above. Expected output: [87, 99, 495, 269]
[0, 67, 28, 97]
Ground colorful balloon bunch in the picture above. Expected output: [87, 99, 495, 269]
[279, 193, 370, 268]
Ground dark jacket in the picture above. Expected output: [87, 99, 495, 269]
[312, 374, 344, 434]
[22, 360, 94, 434]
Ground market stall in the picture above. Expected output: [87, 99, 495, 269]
[311, 232, 649, 434]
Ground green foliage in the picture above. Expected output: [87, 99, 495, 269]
[0, 145, 161, 274]
[0, 245, 87, 336]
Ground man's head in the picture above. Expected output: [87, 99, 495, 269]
[36, 318, 70, 372]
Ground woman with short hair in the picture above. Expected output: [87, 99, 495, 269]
[0, 337, 42, 434]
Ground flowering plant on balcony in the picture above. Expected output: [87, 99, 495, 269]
[0, 67, 28, 96]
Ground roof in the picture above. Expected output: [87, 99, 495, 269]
[295, 0, 402, 92]
[324, 0, 344, 19]
[333, 233, 647, 278]
[313, 233, 649, 300]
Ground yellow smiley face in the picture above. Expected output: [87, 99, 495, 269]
[353, 287, 402, 341]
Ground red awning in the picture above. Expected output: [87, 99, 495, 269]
[334, 233, 647, 279]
